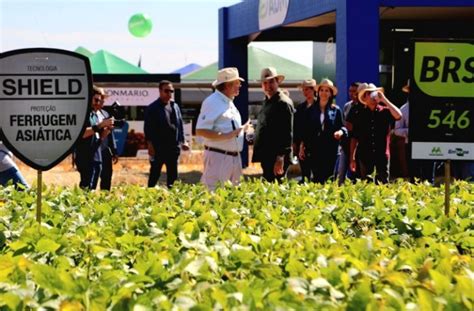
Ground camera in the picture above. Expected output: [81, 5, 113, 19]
[109, 101, 126, 128]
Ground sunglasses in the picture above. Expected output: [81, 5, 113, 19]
[163, 89, 174, 94]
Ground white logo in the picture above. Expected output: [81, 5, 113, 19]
[258, 0, 290, 30]
[0, 48, 91, 170]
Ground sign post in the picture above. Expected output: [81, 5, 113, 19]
[1, 48, 92, 222]
[410, 40, 474, 215]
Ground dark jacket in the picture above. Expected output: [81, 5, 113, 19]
[294, 100, 316, 146]
[144, 98, 184, 156]
[302, 103, 345, 158]
[252, 90, 294, 162]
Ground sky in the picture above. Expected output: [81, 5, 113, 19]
[0, 0, 312, 73]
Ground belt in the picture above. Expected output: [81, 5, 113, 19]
[204, 146, 239, 157]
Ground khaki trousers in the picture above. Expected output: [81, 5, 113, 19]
[201, 149, 242, 190]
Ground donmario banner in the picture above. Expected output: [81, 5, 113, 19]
[0, 48, 92, 170]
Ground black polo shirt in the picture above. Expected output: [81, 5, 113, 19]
[352, 105, 395, 160]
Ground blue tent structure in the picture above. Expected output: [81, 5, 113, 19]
[172, 63, 202, 76]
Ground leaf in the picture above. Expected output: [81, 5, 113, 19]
[417, 288, 435, 311]
[29, 264, 79, 296]
[347, 280, 372, 311]
[0, 293, 22, 310]
[429, 269, 453, 294]
[8, 240, 28, 251]
[59, 300, 85, 311]
[421, 221, 439, 236]
[36, 238, 61, 253]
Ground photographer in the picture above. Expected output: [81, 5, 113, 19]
[350, 83, 402, 183]
[96, 95, 119, 191]
[74, 86, 116, 190]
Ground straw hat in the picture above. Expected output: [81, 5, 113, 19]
[260, 67, 285, 84]
[316, 78, 338, 96]
[357, 82, 384, 105]
[402, 79, 410, 93]
[212, 67, 244, 87]
[300, 78, 317, 90]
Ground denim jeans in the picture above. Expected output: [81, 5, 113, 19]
[0, 167, 29, 188]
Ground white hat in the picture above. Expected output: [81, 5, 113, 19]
[300, 78, 317, 90]
[260, 67, 285, 84]
[317, 78, 338, 96]
[357, 82, 384, 105]
[212, 67, 244, 87]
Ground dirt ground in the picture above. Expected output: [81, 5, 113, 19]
[17, 151, 299, 188]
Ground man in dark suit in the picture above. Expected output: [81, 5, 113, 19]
[144, 80, 188, 188]
[252, 67, 294, 182]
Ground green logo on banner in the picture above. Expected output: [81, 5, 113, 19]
[414, 42, 474, 97]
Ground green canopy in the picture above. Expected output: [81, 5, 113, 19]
[74, 48, 147, 74]
[89, 50, 147, 74]
[183, 46, 311, 81]
[74, 46, 94, 58]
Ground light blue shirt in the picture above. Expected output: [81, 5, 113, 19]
[196, 90, 243, 152]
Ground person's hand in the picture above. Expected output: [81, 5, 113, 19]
[334, 130, 344, 140]
[273, 156, 284, 176]
[350, 159, 357, 172]
[112, 155, 119, 164]
[148, 144, 155, 157]
[181, 142, 190, 151]
[242, 120, 251, 132]
[100, 118, 114, 129]
[375, 91, 387, 104]
[228, 127, 243, 138]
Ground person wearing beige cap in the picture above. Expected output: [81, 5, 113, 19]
[196, 67, 249, 190]
[298, 78, 346, 183]
[349, 82, 402, 183]
[252, 67, 294, 182]
[293, 79, 317, 182]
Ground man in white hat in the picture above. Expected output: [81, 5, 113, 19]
[349, 83, 402, 183]
[252, 67, 294, 182]
[196, 67, 248, 190]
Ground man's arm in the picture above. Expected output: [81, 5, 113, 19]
[379, 94, 402, 120]
[196, 128, 242, 141]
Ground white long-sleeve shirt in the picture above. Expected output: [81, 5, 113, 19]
[394, 102, 409, 144]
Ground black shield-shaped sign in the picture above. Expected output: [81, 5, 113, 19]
[0, 48, 92, 170]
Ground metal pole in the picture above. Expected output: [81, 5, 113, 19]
[36, 170, 42, 223]
[444, 160, 451, 216]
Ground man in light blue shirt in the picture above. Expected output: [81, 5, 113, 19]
[196, 67, 249, 190]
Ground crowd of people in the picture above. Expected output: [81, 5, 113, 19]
[2, 68, 473, 190]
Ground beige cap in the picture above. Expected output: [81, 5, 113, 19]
[212, 67, 245, 87]
[260, 67, 285, 84]
[357, 82, 384, 105]
[317, 78, 338, 96]
[300, 78, 317, 90]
